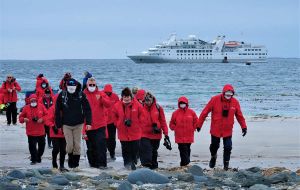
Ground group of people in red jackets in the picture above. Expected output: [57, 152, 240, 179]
[1, 72, 247, 171]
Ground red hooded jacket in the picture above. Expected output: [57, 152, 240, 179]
[103, 84, 119, 125]
[198, 84, 247, 138]
[19, 95, 48, 136]
[42, 94, 64, 138]
[83, 88, 111, 131]
[142, 99, 168, 140]
[1, 80, 21, 103]
[112, 99, 144, 141]
[169, 96, 198, 143]
[35, 77, 52, 99]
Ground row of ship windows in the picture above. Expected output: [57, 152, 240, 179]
[177, 54, 212, 56]
[245, 49, 262, 51]
[176, 57, 266, 60]
[176, 49, 212, 53]
[239, 53, 267, 55]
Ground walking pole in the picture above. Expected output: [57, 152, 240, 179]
[82, 139, 88, 168]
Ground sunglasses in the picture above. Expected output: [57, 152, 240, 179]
[7, 77, 12, 79]
[88, 84, 96, 87]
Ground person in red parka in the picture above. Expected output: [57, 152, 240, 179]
[59, 72, 72, 90]
[1, 75, 21, 125]
[83, 77, 111, 168]
[39, 88, 55, 148]
[103, 84, 119, 160]
[35, 74, 53, 99]
[112, 87, 144, 170]
[198, 84, 247, 170]
[169, 96, 198, 166]
[134, 89, 146, 105]
[45, 94, 68, 172]
[19, 94, 47, 165]
[140, 92, 169, 169]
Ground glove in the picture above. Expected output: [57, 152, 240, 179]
[152, 123, 161, 134]
[163, 135, 172, 150]
[242, 128, 247, 137]
[53, 126, 59, 135]
[197, 127, 201, 132]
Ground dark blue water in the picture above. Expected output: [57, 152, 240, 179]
[1, 58, 299, 117]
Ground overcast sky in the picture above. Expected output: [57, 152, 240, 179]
[0, 0, 299, 59]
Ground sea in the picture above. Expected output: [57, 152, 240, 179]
[0, 58, 299, 117]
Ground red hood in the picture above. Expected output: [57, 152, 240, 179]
[29, 94, 37, 101]
[104, 84, 113, 93]
[135, 89, 146, 101]
[222, 84, 235, 94]
[178, 96, 189, 108]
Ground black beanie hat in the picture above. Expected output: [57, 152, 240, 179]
[121, 87, 132, 98]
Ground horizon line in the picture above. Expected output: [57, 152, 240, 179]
[0, 57, 299, 61]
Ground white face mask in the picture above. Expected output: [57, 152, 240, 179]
[67, 86, 76, 94]
[179, 103, 187, 109]
[30, 102, 37, 107]
[224, 95, 232, 100]
[224, 91, 233, 100]
[88, 86, 96, 92]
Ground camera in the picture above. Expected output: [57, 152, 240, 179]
[152, 123, 161, 134]
[222, 109, 229, 117]
[124, 119, 131, 127]
[32, 117, 39, 122]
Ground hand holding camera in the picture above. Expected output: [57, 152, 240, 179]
[24, 118, 29, 123]
[163, 135, 172, 150]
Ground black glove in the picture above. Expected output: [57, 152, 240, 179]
[163, 135, 172, 150]
[152, 123, 161, 134]
[242, 128, 247, 137]
[197, 127, 201, 132]
[53, 126, 59, 135]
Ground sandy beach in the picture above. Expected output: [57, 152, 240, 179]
[0, 114, 299, 177]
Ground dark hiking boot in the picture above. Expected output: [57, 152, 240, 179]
[209, 155, 217, 168]
[224, 161, 229, 171]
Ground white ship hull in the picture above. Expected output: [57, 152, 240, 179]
[128, 55, 267, 63]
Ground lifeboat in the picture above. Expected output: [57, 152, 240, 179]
[224, 41, 240, 47]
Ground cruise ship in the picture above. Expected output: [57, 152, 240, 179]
[128, 34, 268, 63]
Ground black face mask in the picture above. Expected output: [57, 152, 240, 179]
[222, 109, 229, 117]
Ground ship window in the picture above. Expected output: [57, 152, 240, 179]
[188, 54, 190, 56]
[180, 50, 183, 53]
[191, 50, 194, 53]
[181, 54, 183, 56]
[245, 49, 247, 51]
[259, 49, 261, 51]
[192, 54, 194, 56]
[210, 54, 212, 55]
[188, 50, 190, 53]
[184, 50, 187, 53]
[176, 50, 179, 53]
[255, 49, 258, 51]
[210, 50, 212, 52]
[195, 50, 198, 53]
[206, 50, 209, 52]
[207, 54, 209, 55]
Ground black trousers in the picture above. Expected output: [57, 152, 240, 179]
[52, 138, 66, 168]
[210, 135, 232, 162]
[178, 143, 191, 166]
[28, 136, 45, 162]
[107, 123, 116, 157]
[120, 140, 140, 167]
[140, 137, 160, 169]
[6, 102, 17, 125]
[86, 127, 107, 167]
[44, 125, 52, 146]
